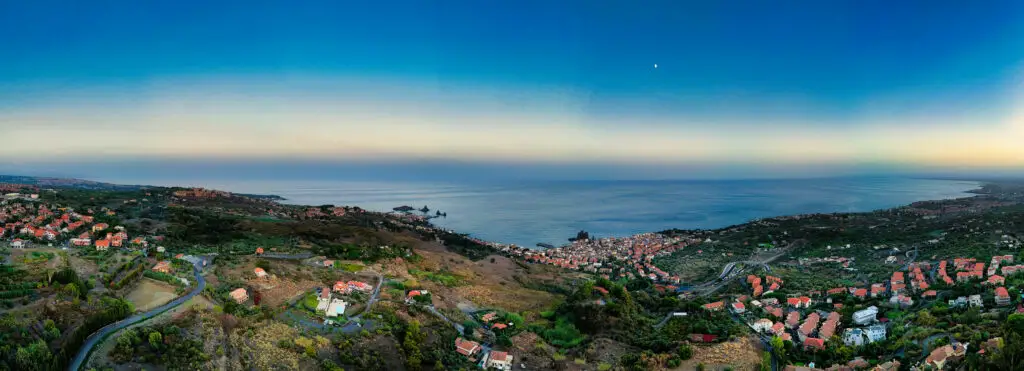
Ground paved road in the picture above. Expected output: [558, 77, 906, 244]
[352, 272, 384, 320]
[68, 261, 207, 371]
[425, 305, 465, 333]
[261, 252, 314, 260]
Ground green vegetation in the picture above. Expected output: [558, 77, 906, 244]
[143, 270, 185, 287]
[408, 268, 464, 287]
[109, 324, 209, 370]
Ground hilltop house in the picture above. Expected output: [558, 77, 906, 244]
[254, 268, 268, 278]
[326, 299, 347, 317]
[230, 288, 248, 304]
[853, 306, 878, 325]
[316, 288, 332, 311]
[455, 337, 481, 358]
[752, 318, 773, 333]
[843, 328, 865, 347]
[996, 287, 1011, 306]
[484, 350, 513, 371]
[152, 261, 172, 274]
[865, 324, 887, 343]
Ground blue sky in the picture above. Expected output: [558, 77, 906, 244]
[2, 1, 1024, 180]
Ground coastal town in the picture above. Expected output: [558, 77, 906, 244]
[2, 178, 1024, 371]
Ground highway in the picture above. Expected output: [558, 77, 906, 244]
[68, 260, 207, 371]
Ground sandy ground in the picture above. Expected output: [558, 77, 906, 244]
[125, 279, 178, 312]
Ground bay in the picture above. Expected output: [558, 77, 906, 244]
[103, 177, 979, 248]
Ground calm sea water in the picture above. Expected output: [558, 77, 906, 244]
[108, 177, 979, 248]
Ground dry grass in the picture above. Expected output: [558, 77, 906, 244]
[125, 278, 178, 312]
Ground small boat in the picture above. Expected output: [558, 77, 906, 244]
[536, 243, 555, 249]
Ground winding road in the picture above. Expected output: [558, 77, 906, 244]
[68, 260, 207, 371]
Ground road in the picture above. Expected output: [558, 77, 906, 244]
[68, 260, 207, 371]
[261, 252, 314, 260]
[352, 272, 385, 320]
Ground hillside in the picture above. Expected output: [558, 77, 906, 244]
[2, 178, 1024, 370]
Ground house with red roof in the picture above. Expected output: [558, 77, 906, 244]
[94, 239, 110, 251]
[986, 275, 1005, 286]
[996, 287, 1011, 306]
[798, 312, 821, 341]
[786, 311, 801, 329]
[731, 302, 746, 314]
[804, 337, 825, 351]
[152, 261, 172, 273]
[455, 337, 481, 358]
[703, 301, 724, 311]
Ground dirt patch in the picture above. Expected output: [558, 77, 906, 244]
[67, 254, 100, 280]
[125, 278, 179, 312]
[403, 248, 565, 313]
[585, 337, 638, 366]
[673, 336, 764, 371]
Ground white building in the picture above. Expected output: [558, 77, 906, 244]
[752, 318, 773, 333]
[968, 295, 984, 308]
[852, 306, 878, 325]
[865, 324, 887, 343]
[843, 328, 865, 347]
[325, 299, 347, 317]
[485, 350, 513, 371]
[316, 288, 332, 312]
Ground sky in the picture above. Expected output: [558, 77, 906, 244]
[2, 1, 1024, 180]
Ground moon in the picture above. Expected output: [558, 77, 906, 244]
[654, 63, 658, 69]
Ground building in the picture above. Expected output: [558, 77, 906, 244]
[229, 288, 248, 304]
[70, 237, 91, 246]
[455, 337, 481, 358]
[865, 324, 887, 343]
[254, 267, 268, 278]
[786, 311, 801, 329]
[325, 299, 347, 317]
[95, 239, 110, 251]
[731, 301, 746, 314]
[255, 247, 264, 255]
[804, 337, 825, 351]
[752, 318, 773, 333]
[703, 301, 724, 311]
[406, 290, 428, 304]
[996, 287, 1011, 306]
[485, 350, 513, 371]
[799, 313, 821, 342]
[969, 294, 984, 308]
[152, 261, 172, 274]
[924, 342, 968, 370]
[843, 328, 865, 347]
[853, 306, 878, 325]
[316, 288, 332, 311]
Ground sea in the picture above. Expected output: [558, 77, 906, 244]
[102, 177, 980, 249]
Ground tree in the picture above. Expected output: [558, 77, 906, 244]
[916, 310, 937, 327]
[996, 313, 1024, 369]
[61, 282, 80, 299]
[771, 336, 788, 365]
[14, 340, 52, 371]
[149, 331, 163, 349]
[677, 344, 693, 360]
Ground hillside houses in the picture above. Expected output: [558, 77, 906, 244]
[519, 232, 699, 283]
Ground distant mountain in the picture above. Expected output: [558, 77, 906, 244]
[0, 174, 148, 191]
